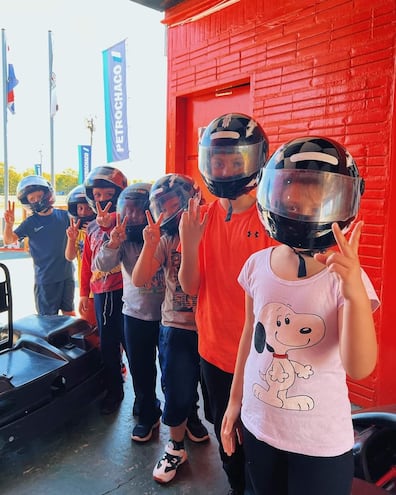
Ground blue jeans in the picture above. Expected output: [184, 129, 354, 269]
[123, 315, 161, 425]
[94, 289, 124, 397]
[159, 325, 200, 427]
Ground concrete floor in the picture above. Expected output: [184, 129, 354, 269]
[0, 251, 229, 495]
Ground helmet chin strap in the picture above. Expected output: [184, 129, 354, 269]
[225, 199, 233, 222]
[289, 246, 326, 277]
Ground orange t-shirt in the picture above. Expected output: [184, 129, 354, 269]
[196, 200, 270, 373]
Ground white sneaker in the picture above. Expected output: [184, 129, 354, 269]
[153, 439, 187, 484]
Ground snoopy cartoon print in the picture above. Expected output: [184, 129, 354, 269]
[253, 302, 325, 411]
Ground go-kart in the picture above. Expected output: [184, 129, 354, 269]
[0, 262, 105, 452]
[352, 404, 396, 494]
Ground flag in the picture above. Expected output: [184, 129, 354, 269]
[50, 71, 58, 117]
[102, 39, 129, 162]
[49, 31, 58, 118]
[7, 62, 19, 115]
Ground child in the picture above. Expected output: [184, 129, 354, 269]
[132, 173, 208, 484]
[3, 175, 75, 316]
[178, 113, 270, 495]
[220, 136, 380, 495]
[65, 184, 96, 326]
[94, 183, 164, 441]
[80, 165, 127, 415]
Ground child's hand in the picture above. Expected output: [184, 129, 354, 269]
[66, 217, 80, 241]
[179, 197, 208, 247]
[315, 221, 364, 300]
[96, 201, 113, 229]
[220, 403, 243, 456]
[4, 201, 15, 225]
[108, 213, 127, 248]
[142, 210, 163, 249]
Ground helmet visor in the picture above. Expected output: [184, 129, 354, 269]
[199, 142, 265, 183]
[258, 169, 362, 224]
[119, 198, 147, 226]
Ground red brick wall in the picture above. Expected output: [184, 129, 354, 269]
[164, 0, 396, 406]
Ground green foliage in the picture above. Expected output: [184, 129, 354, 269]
[0, 162, 78, 195]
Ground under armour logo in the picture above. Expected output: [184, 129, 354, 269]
[247, 231, 259, 238]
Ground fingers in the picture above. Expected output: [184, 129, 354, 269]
[332, 221, 362, 256]
[8, 200, 15, 213]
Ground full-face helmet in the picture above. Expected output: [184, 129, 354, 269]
[84, 165, 128, 213]
[257, 136, 365, 250]
[198, 113, 269, 199]
[16, 175, 55, 214]
[117, 183, 151, 242]
[149, 174, 201, 236]
[66, 185, 96, 227]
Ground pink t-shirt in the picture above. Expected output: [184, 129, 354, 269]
[238, 247, 380, 457]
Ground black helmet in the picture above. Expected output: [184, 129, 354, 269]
[66, 185, 96, 226]
[149, 174, 201, 236]
[117, 183, 151, 242]
[198, 113, 269, 199]
[16, 175, 55, 213]
[84, 165, 128, 213]
[257, 136, 365, 250]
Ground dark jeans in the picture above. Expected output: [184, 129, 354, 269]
[200, 358, 245, 493]
[243, 425, 354, 495]
[123, 315, 161, 425]
[94, 289, 124, 397]
[159, 326, 200, 426]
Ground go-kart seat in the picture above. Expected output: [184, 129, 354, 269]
[13, 314, 93, 348]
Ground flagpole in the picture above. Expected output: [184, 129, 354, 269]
[1, 28, 9, 227]
[48, 30, 55, 187]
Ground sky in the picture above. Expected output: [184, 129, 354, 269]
[0, 0, 167, 182]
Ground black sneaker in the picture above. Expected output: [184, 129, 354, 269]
[131, 419, 160, 442]
[100, 390, 124, 415]
[186, 416, 209, 443]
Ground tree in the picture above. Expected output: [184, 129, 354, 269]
[55, 168, 79, 195]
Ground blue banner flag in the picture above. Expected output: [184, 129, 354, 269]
[78, 145, 92, 183]
[102, 39, 129, 163]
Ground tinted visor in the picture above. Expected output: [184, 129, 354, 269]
[257, 169, 362, 223]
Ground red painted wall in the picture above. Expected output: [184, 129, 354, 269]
[163, 0, 396, 407]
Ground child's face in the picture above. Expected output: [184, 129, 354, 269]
[124, 202, 146, 225]
[210, 152, 244, 178]
[280, 181, 322, 218]
[77, 203, 94, 218]
[92, 187, 115, 202]
[161, 195, 181, 219]
[27, 190, 44, 204]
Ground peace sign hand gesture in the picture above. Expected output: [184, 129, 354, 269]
[108, 213, 127, 249]
[4, 201, 15, 226]
[142, 210, 163, 250]
[96, 201, 113, 229]
[66, 217, 81, 241]
[315, 221, 365, 301]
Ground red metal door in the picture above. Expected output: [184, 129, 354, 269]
[177, 83, 251, 202]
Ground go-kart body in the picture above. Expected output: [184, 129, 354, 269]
[0, 262, 105, 452]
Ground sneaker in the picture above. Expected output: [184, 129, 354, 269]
[100, 390, 124, 415]
[153, 439, 188, 484]
[131, 419, 160, 443]
[121, 362, 127, 382]
[186, 416, 209, 443]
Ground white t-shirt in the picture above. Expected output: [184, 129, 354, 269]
[238, 247, 380, 457]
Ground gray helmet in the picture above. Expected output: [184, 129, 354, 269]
[17, 175, 55, 213]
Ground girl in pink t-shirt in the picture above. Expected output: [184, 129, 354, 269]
[221, 136, 380, 495]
